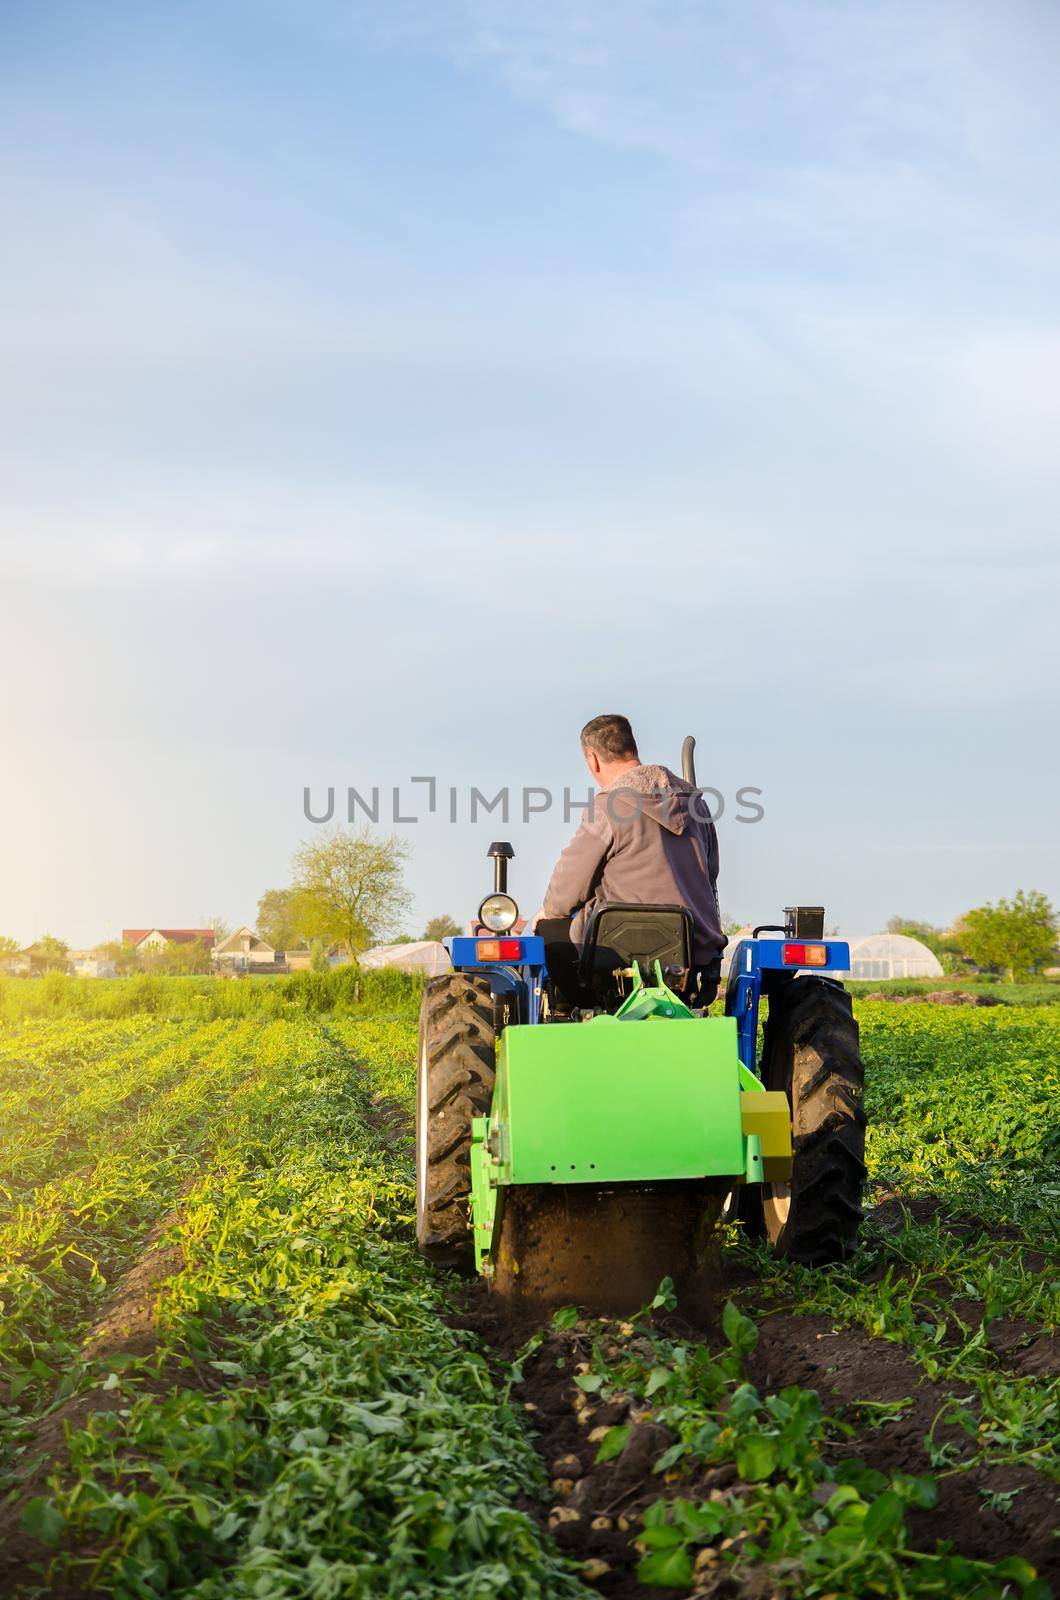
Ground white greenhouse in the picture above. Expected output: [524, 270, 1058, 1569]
[839, 933, 943, 982]
[358, 941, 453, 976]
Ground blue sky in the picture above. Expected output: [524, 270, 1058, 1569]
[1, 0, 1057, 946]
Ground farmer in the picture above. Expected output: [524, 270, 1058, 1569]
[536, 714, 725, 1003]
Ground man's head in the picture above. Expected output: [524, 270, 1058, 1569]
[580, 713, 640, 785]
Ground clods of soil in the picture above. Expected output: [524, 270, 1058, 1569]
[460, 1287, 1060, 1597]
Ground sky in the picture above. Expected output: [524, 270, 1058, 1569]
[1, 0, 1058, 948]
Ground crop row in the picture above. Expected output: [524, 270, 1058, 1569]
[0, 1017, 267, 1473]
[2, 994, 1055, 1598]
[9, 1012, 579, 1597]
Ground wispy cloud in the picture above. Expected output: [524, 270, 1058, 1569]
[339, 0, 1060, 284]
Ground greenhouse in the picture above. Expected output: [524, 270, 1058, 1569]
[841, 933, 943, 981]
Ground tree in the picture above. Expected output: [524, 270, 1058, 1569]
[26, 934, 69, 973]
[959, 890, 1057, 983]
[0, 936, 20, 971]
[885, 916, 965, 973]
[95, 939, 141, 974]
[290, 827, 412, 962]
[887, 915, 942, 945]
[207, 916, 232, 944]
[257, 887, 309, 950]
[423, 915, 463, 942]
[140, 937, 215, 976]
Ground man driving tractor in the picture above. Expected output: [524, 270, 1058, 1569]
[536, 714, 726, 1004]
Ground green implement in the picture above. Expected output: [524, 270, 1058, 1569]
[468, 961, 789, 1277]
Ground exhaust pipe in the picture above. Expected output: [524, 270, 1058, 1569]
[681, 735, 697, 786]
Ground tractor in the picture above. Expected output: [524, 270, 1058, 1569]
[415, 738, 866, 1309]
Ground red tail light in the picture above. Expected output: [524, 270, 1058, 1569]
[782, 943, 828, 966]
[476, 939, 522, 961]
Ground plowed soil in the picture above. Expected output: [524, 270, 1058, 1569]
[457, 1221, 1060, 1598]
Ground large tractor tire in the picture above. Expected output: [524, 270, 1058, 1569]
[416, 973, 497, 1268]
[757, 975, 866, 1264]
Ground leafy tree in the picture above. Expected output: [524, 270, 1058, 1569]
[423, 915, 463, 942]
[309, 939, 330, 974]
[94, 940, 141, 974]
[885, 916, 965, 973]
[26, 934, 70, 973]
[290, 827, 411, 963]
[0, 936, 20, 970]
[959, 889, 1057, 983]
[887, 915, 941, 945]
[207, 916, 232, 944]
[257, 888, 309, 950]
[140, 937, 215, 976]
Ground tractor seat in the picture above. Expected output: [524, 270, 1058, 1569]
[580, 903, 694, 1004]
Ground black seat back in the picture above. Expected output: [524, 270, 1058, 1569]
[580, 903, 694, 999]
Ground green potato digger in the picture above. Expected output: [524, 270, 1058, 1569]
[415, 741, 866, 1308]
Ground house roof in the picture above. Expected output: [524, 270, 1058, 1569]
[122, 928, 217, 948]
[214, 926, 276, 955]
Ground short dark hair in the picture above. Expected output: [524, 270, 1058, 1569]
[580, 714, 639, 762]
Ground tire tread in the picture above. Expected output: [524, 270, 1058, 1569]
[416, 974, 496, 1267]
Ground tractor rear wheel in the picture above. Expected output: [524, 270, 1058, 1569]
[416, 973, 497, 1269]
[757, 976, 866, 1264]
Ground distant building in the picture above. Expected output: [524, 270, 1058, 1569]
[68, 950, 117, 978]
[359, 941, 453, 976]
[839, 934, 943, 982]
[213, 926, 278, 971]
[122, 928, 217, 952]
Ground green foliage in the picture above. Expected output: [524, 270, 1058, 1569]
[139, 936, 216, 975]
[2, 969, 1055, 1599]
[255, 887, 306, 950]
[535, 1298, 1044, 1599]
[886, 915, 966, 972]
[23, 934, 70, 973]
[290, 825, 412, 959]
[960, 889, 1057, 982]
[0, 967, 422, 1021]
[845, 976, 1059, 1003]
[422, 915, 463, 942]
[857, 1000, 1060, 1235]
[0, 1011, 579, 1597]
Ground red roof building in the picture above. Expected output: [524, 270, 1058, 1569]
[122, 928, 217, 949]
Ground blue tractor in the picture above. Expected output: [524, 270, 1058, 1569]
[415, 738, 866, 1308]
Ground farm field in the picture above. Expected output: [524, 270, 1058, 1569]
[0, 984, 1056, 1599]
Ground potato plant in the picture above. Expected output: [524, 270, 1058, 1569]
[0, 990, 1055, 1598]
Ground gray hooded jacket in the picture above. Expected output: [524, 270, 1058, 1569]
[541, 764, 724, 963]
